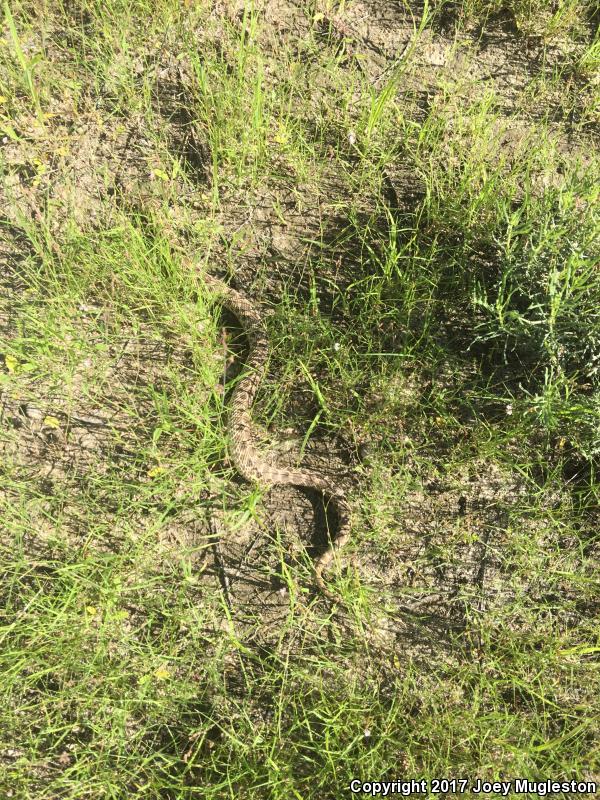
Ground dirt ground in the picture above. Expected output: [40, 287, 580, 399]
[1, 0, 599, 663]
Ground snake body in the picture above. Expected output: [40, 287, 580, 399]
[203, 272, 351, 601]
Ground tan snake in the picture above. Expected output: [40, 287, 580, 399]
[200, 270, 352, 602]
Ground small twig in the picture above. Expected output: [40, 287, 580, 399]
[207, 509, 233, 609]
[227, 531, 262, 588]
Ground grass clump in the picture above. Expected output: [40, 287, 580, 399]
[447, 0, 597, 39]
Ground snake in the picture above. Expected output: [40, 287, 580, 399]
[200, 270, 352, 602]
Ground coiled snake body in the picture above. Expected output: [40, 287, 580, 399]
[203, 272, 351, 601]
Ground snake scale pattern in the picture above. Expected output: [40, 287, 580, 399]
[203, 271, 351, 601]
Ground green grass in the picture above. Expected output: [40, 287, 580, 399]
[1, 0, 599, 797]
[446, 0, 597, 39]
